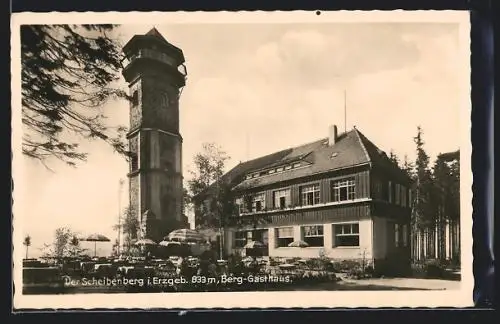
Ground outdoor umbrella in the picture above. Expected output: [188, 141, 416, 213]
[288, 240, 309, 248]
[166, 229, 205, 243]
[158, 240, 181, 247]
[134, 238, 157, 246]
[159, 240, 189, 257]
[82, 233, 111, 257]
[243, 240, 265, 249]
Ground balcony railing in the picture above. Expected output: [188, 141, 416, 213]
[122, 49, 187, 76]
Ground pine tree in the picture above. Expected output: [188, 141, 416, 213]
[402, 154, 415, 179]
[412, 126, 435, 260]
[389, 149, 400, 167]
[447, 155, 461, 262]
[21, 25, 129, 168]
[432, 156, 450, 260]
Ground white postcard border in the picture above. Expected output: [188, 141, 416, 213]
[11, 10, 473, 309]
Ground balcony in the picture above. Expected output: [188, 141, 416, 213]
[122, 49, 187, 76]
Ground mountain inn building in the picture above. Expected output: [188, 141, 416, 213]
[194, 125, 413, 273]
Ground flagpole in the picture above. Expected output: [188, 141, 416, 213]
[117, 179, 124, 255]
[344, 89, 347, 133]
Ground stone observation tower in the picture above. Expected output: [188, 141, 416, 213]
[122, 28, 188, 242]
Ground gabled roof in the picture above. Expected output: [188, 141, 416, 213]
[193, 127, 411, 198]
[232, 129, 373, 190]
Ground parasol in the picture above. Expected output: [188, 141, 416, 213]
[82, 233, 111, 257]
[165, 229, 205, 243]
[158, 240, 182, 247]
[134, 238, 157, 246]
[243, 240, 265, 249]
[288, 240, 310, 248]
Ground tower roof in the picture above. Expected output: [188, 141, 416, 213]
[123, 27, 185, 63]
[145, 27, 169, 44]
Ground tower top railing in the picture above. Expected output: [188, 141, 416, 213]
[122, 49, 187, 76]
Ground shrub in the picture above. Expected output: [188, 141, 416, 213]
[410, 259, 447, 279]
[424, 259, 446, 278]
[347, 266, 364, 279]
[331, 259, 363, 272]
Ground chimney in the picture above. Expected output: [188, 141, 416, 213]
[328, 125, 338, 146]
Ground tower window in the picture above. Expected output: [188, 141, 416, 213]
[130, 153, 138, 172]
[131, 90, 139, 106]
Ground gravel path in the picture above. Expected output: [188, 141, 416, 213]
[335, 277, 461, 290]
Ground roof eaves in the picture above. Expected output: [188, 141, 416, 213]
[232, 161, 371, 191]
[353, 128, 372, 165]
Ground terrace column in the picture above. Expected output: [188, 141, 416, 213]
[293, 225, 302, 242]
[323, 224, 333, 251]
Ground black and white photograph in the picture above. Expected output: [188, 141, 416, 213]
[11, 11, 472, 309]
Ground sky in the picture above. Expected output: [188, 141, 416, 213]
[19, 21, 464, 258]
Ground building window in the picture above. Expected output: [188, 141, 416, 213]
[130, 153, 138, 172]
[302, 225, 324, 247]
[235, 198, 245, 214]
[273, 189, 290, 209]
[401, 185, 407, 207]
[276, 227, 294, 248]
[234, 231, 246, 248]
[250, 229, 268, 246]
[331, 177, 356, 202]
[388, 181, 393, 203]
[382, 181, 389, 201]
[408, 189, 412, 207]
[395, 223, 401, 247]
[402, 224, 408, 247]
[334, 223, 360, 247]
[372, 179, 383, 200]
[252, 193, 265, 212]
[131, 90, 139, 106]
[268, 169, 275, 174]
[300, 184, 320, 206]
[395, 183, 401, 205]
[293, 163, 301, 168]
[285, 165, 292, 170]
[246, 231, 253, 244]
[276, 167, 284, 172]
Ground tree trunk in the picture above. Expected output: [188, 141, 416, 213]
[456, 219, 461, 262]
[439, 207, 446, 261]
[411, 224, 418, 261]
[419, 229, 425, 261]
[448, 219, 453, 260]
[430, 226, 435, 259]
